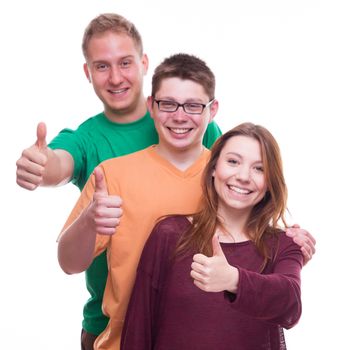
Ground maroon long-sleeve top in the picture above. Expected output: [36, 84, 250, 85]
[121, 216, 303, 350]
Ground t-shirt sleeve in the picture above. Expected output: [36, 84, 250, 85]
[228, 234, 303, 329]
[48, 128, 86, 186]
[202, 120, 222, 149]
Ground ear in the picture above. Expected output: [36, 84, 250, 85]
[147, 96, 154, 118]
[83, 63, 91, 82]
[208, 99, 219, 122]
[141, 54, 149, 75]
[212, 167, 216, 177]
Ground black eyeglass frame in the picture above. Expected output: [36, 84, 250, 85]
[152, 98, 215, 115]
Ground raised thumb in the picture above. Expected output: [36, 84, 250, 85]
[35, 122, 47, 149]
[212, 234, 224, 257]
[94, 167, 108, 195]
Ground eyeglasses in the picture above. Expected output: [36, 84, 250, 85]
[153, 98, 215, 115]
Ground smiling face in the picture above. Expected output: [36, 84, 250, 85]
[148, 77, 218, 155]
[83, 31, 148, 123]
[213, 135, 267, 217]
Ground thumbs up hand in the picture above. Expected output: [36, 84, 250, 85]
[16, 122, 49, 190]
[190, 235, 238, 293]
[85, 167, 123, 235]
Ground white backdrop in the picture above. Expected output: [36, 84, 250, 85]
[1, 0, 349, 348]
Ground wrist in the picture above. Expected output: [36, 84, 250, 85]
[226, 266, 239, 293]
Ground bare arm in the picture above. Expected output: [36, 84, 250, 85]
[16, 122, 74, 190]
[57, 167, 123, 274]
[57, 202, 98, 274]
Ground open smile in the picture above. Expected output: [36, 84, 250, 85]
[227, 185, 253, 195]
[167, 127, 192, 134]
[108, 88, 129, 95]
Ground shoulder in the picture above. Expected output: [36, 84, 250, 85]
[269, 230, 304, 266]
[49, 113, 103, 141]
[147, 216, 191, 248]
[100, 147, 151, 168]
[203, 120, 222, 149]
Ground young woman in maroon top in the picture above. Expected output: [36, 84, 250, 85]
[121, 123, 304, 350]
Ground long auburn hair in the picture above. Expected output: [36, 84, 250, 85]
[175, 122, 288, 270]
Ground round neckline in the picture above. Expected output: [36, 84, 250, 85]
[219, 240, 251, 247]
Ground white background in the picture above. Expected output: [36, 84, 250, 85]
[1, 0, 349, 348]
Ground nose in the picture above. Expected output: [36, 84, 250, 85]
[109, 66, 123, 85]
[172, 106, 188, 122]
[235, 166, 250, 182]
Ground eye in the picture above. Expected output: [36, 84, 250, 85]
[227, 158, 238, 165]
[120, 59, 131, 68]
[95, 63, 109, 71]
[254, 165, 264, 173]
[159, 101, 178, 111]
[184, 103, 203, 113]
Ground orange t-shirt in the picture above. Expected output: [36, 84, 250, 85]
[62, 146, 210, 350]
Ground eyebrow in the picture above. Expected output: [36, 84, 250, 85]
[224, 152, 263, 164]
[225, 151, 242, 158]
[91, 55, 135, 65]
[155, 97, 206, 103]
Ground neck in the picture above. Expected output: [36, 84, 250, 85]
[104, 99, 148, 124]
[217, 207, 250, 243]
[155, 143, 204, 171]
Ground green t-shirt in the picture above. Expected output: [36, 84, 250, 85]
[49, 111, 222, 335]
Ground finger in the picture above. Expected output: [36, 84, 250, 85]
[298, 237, 316, 256]
[291, 234, 316, 255]
[16, 155, 46, 175]
[190, 270, 207, 284]
[192, 253, 208, 264]
[35, 122, 47, 149]
[16, 168, 43, 186]
[301, 247, 312, 266]
[95, 217, 121, 229]
[286, 227, 317, 245]
[16, 178, 40, 191]
[212, 234, 224, 257]
[96, 226, 118, 236]
[94, 167, 108, 195]
[191, 261, 206, 273]
[304, 231, 317, 245]
[193, 279, 210, 292]
[94, 206, 123, 220]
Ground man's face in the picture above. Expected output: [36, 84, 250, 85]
[84, 31, 148, 122]
[148, 77, 218, 153]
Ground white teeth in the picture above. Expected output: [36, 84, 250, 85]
[110, 89, 127, 94]
[170, 128, 190, 134]
[228, 185, 251, 194]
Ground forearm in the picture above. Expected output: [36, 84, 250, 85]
[57, 206, 96, 274]
[231, 268, 301, 328]
[42, 149, 74, 186]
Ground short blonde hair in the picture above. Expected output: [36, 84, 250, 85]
[82, 13, 143, 59]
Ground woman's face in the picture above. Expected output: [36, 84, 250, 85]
[212, 135, 267, 215]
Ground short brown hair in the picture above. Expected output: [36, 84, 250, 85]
[151, 53, 215, 100]
[82, 13, 143, 59]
